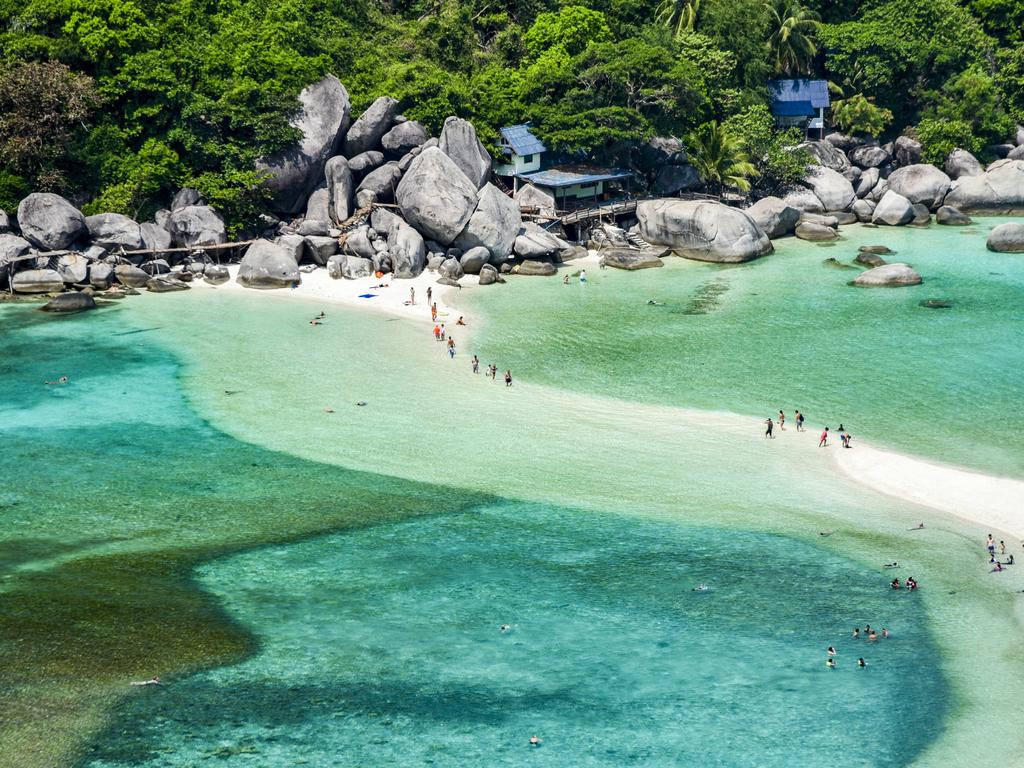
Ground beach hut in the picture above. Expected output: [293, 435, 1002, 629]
[768, 79, 830, 139]
[494, 124, 547, 182]
[514, 168, 634, 212]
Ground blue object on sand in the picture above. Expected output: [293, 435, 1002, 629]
[358, 293, 378, 299]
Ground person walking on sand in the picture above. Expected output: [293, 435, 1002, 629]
[987, 535, 996, 555]
[427, 286, 432, 305]
[505, 369, 513, 387]
[410, 287, 415, 305]
[431, 302, 438, 322]
[795, 410, 804, 431]
[579, 269, 588, 284]
[433, 324, 441, 341]
[471, 355, 480, 374]
[765, 417, 774, 439]
[819, 427, 829, 447]
[778, 411, 786, 430]
[440, 323, 446, 341]
[447, 337, 456, 359]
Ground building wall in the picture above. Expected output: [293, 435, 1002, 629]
[544, 181, 605, 203]
[494, 153, 542, 177]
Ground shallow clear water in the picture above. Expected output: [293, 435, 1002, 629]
[84, 504, 944, 768]
[462, 219, 1024, 476]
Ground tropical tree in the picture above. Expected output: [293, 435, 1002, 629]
[655, 0, 701, 38]
[831, 94, 893, 136]
[686, 121, 758, 193]
[765, 0, 821, 75]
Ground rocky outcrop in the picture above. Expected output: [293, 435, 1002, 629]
[513, 222, 569, 259]
[324, 156, 354, 224]
[56, 252, 88, 283]
[171, 188, 202, 210]
[849, 145, 890, 169]
[852, 199, 875, 222]
[871, 190, 915, 226]
[355, 161, 402, 207]
[166, 206, 227, 247]
[944, 159, 1024, 213]
[203, 264, 230, 284]
[514, 183, 556, 217]
[782, 187, 824, 213]
[459, 246, 490, 275]
[636, 199, 772, 263]
[257, 75, 351, 214]
[388, 224, 426, 278]
[854, 167, 879, 199]
[328, 253, 373, 279]
[438, 117, 492, 189]
[599, 249, 664, 269]
[746, 197, 800, 239]
[303, 235, 338, 266]
[395, 147, 478, 245]
[304, 185, 330, 222]
[114, 264, 149, 287]
[801, 167, 855, 212]
[945, 149, 983, 179]
[0, 234, 31, 283]
[85, 213, 144, 250]
[342, 96, 400, 158]
[795, 221, 838, 241]
[140, 222, 171, 252]
[12, 268, 64, 293]
[347, 151, 385, 180]
[885, 164, 951, 210]
[381, 121, 428, 158]
[936, 205, 971, 225]
[237, 239, 300, 289]
[0, 209, 11, 233]
[801, 140, 850, 172]
[514, 259, 557, 276]
[853, 263, 923, 286]
[40, 291, 96, 312]
[89, 262, 114, 289]
[986, 222, 1024, 252]
[454, 183, 522, 261]
[341, 226, 376, 259]
[16, 193, 87, 250]
[651, 164, 702, 195]
[893, 136, 922, 166]
[824, 133, 864, 153]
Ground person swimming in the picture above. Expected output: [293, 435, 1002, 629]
[857, 658, 867, 668]
[130, 677, 161, 686]
[691, 584, 709, 592]
[500, 624, 511, 633]
[852, 627, 860, 639]
[529, 736, 542, 747]
[826, 658, 836, 669]
[891, 578, 901, 589]
[884, 562, 899, 568]
[44, 376, 69, 385]
[647, 299, 663, 306]
[827, 646, 836, 656]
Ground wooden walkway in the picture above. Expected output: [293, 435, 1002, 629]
[559, 199, 637, 226]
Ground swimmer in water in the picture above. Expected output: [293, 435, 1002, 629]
[529, 736, 541, 747]
[692, 584, 709, 592]
[852, 627, 860, 639]
[819, 530, 834, 537]
[44, 376, 69, 385]
[647, 299, 663, 306]
[500, 624, 511, 633]
[563, 274, 570, 284]
[826, 658, 836, 669]
[881, 628, 889, 638]
[130, 677, 161, 686]
[884, 562, 899, 568]
[827, 646, 836, 656]
[858, 658, 867, 668]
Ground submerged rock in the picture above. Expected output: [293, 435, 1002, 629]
[795, 222, 838, 241]
[919, 298, 953, 309]
[936, 205, 972, 226]
[823, 257, 857, 270]
[599, 249, 665, 270]
[986, 222, 1024, 252]
[854, 252, 887, 267]
[853, 263, 922, 286]
[40, 291, 96, 312]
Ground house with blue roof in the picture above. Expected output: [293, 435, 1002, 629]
[494, 124, 547, 178]
[768, 79, 830, 138]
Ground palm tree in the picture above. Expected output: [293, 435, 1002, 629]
[686, 121, 758, 193]
[655, 0, 700, 38]
[765, 0, 821, 76]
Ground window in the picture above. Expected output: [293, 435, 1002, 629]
[520, 154, 534, 163]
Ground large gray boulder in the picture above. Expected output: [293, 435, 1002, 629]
[304, 184, 330, 222]
[388, 224, 426, 278]
[515, 259, 557, 276]
[513, 222, 569, 258]
[795, 221, 838, 241]
[636, 199, 772, 263]
[459, 246, 490, 275]
[599, 249, 665, 269]
[167, 206, 226, 247]
[340, 226, 376, 259]
[1016, 125, 1024, 146]
[0, 209, 11, 233]
[89, 262, 114, 289]
[849, 145, 890, 169]
[256, 75, 351, 214]
[56, 252, 89, 283]
[237, 239, 300, 288]
[824, 133, 864, 153]
[854, 167, 879, 198]
[114, 264, 149, 287]
[276, 234, 305, 262]
[634, 136, 687, 172]
[885, 164, 951, 210]
[369, 207, 402, 239]
[986, 222, 1024, 252]
[203, 264, 230, 284]
[438, 256, 464, 280]
[514, 183, 556, 217]
[355, 161, 402, 207]
[347, 150, 385, 180]
[867, 177, 889, 202]
[454, 183, 522, 261]
[170, 188, 202, 211]
[745, 197, 800, 239]
[85, 213, 144, 250]
[16, 193, 87, 250]
[936, 205, 971, 225]
[800, 141, 850, 172]
[782, 187, 825, 213]
[324, 156, 354, 224]
[478, 263, 500, 285]
[0, 234, 31, 283]
[651, 164, 702, 195]
[871, 190, 915, 225]
[395, 147, 478, 245]
[1009, 145, 1024, 161]
[327, 253, 373, 279]
[852, 199, 875, 223]
[944, 159, 1024, 213]
[381, 121, 429, 158]
[801, 166, 855, 212]
[342, 97, 400, 158]
[140, 222, 171, 252]
[944, 149, 982, 179]
[12, 268, 64, 293]
[853, 263, 922, 286]
[303, 235, 338, 266]
[893, 136, 923, 167]
[438, 117, 491, 189]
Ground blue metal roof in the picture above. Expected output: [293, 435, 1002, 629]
[768, 79, 830, 112]
[516, 168, 633, 188]
[500, 124, 547, 157]
[773, 99, 815, 116]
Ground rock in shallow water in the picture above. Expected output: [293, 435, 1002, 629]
[40, 291, 96, 312]
[599, 249, 665, 270]
[637, 199, 772, 263]
[986, 222, 1024, 252]
[852, 263, 922, 286]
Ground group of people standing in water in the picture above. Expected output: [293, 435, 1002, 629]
[763, 411, 854, 449]
[425, 297, 513, 386]
[825, 624, 892, 670]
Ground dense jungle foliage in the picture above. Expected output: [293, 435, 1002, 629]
[1, 0, 1021, 224]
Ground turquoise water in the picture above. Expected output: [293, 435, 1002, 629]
[3, 218, 1024, 768]
[83, 504, 944, 768]
[462, 219, 1024, 477]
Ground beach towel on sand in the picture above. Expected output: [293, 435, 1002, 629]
[358, 293, 378, 299]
